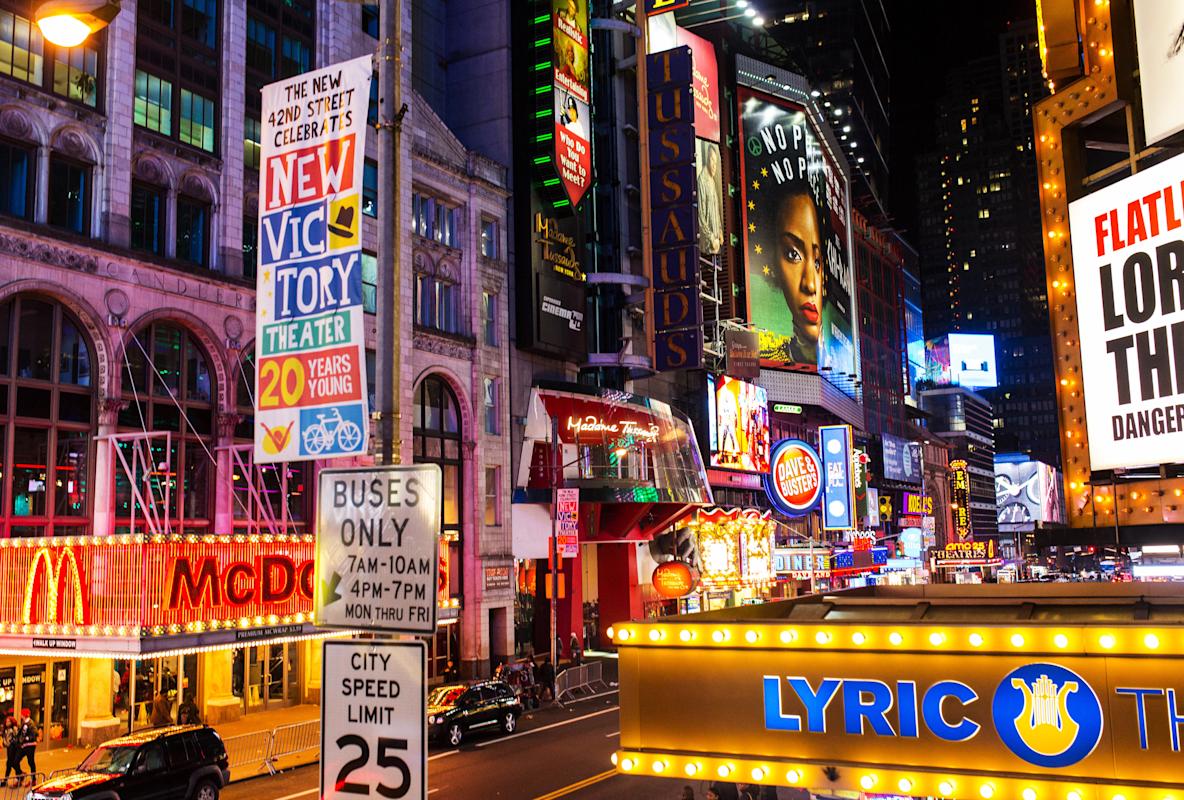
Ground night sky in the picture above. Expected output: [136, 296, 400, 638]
[887, 0, 1038, 235]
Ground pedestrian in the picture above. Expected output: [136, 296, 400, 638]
[555, 634, 564, 664]
[16, 712, 36, 780]
[736, 783, 756, 800]
[705, 788, 721, 800]
[3, 716, 20, 785]
[178, 693, 200, 726]
[679, 786, 695, 800]
[150, 691, 172, 727]
[537, 657, 555, 702]
[569, 632, 582, 665]
[757, 785, 779, 800]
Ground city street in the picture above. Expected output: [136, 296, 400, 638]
[221, 690, 673, 800]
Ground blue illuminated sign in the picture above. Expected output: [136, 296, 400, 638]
[820, 425, 854, 531]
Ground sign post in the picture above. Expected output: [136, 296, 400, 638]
[321, 640, 426, 800]
[314, 465, 442, 633]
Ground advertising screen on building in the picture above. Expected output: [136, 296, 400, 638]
[708, 375, 770, 473]
[1068, 151, 1184, 470]
[995, 458, 1064, 528]
[820, 424, 854, 531]
[738, 89, 855, 379]
[880, 433, 921, 484]
[255, 56, 372, 463]
[1132, 0, 1184, 145]
[925, 333, 998, 388]
[553, 0, 591, 207]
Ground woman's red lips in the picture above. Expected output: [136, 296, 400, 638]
[800, 303, 819, 324]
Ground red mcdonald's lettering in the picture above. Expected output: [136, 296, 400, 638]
[224, 562, 255, 605]
[261, 555, 296, 604]
[169, 557, 223, 610]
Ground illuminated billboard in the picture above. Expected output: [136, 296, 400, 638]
[738, 88, 855, 381]
[925, 333, 998, 388]
[611, 586, 1184, 800]
[995, 457, 1064, 528]
[880, 433, 921, 485]
[708, 375, 770, 473]
[1068, 151, 1184, 470]
[1132, 0, 1184, 145]
[950, 459, 972, 541]
[552, 0, 591, 207]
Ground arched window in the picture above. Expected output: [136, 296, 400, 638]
[116, 322, 215, 533]
[414, 375, 462, 679]
[231, 351, 310, 533]
[0, 295, 95, 538]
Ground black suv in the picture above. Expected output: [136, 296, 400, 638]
[27, 726, 230, 800]
[427, 680, 523, 747]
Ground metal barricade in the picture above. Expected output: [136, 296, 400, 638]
[266, 719, 320, 774]
[223, 729, 274, 775]
[584, 660, 610, 691]
[555, 664, 589, 705]
[1, 772, 44, 800]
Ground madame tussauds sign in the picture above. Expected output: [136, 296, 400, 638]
[1069, 151, 1184, 470]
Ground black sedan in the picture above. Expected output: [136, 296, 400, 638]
[427, 680, 523, 746]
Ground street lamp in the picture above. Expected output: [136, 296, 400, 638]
[34, 0, 120, 47]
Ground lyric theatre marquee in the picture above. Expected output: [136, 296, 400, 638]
[0, 534, 331, 656]
[612, 585, 1184, 799]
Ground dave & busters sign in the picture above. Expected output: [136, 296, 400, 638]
[764, 439, 821, 516]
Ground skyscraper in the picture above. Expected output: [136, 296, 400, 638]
[916, 20, 1059, 466]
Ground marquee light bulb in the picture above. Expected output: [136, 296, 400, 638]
[969, 633, 984, 647]
[852, 632, 867, 645]
[652, 760, 666, 773]
[1010, 633, 1025, 647]
[898, 778, 913, 792]
[929, 632, 946, 646]
[980, 783, 995, 798]
[1100, 634, 1116, 649]
[617, 629, 630, 642]
[860, 775, 877, 790]
[939, 780, 956, 796]
[1145, 633, 1160, 649]
[1067, 792, 1083, 800]
[620, 758, 634, 771]
[1054, 634, 1069, 648]
[684, 763, 699, 777]
[780, 630, 797, 643]
[889, 632, 903, 645]
[751, 767, 767, 780]
[712, 629, 728, 643]
[679, 629, 694, 642]
[786, 770, 801, 783]
[649, 629, 663, 642]
[815, 631, 831, 644]
[717, 764, 733, 778]
[1022, 789, 1037, 800]
[610, 753, 618, 766]
[745, 630, 760, 643]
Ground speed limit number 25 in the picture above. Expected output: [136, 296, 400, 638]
[322, 640, 427, 800]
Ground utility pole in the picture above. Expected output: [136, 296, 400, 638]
[377, 0, 404, 465]
[550, 414, 561, 676]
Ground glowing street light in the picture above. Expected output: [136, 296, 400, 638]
[35, 0, 120, 47]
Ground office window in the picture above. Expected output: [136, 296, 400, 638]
[362, 159, 377, 217]
[47, 157, 89, 235]
[415, 275, 459, 335]
[483, 378, 499, 435]
[484, 466, 500, 526]
[140, 0, 174, 27]
[280, 36, 311, 78]
[180, 0, 217, 47]
[176, 197, 209, 267]
[129, 182, 166, 255]
[134, 70, 173, 135]
[52, 42, 99, 107]
[243, 115, 261, 171]
[0, 8, 43, 85]
[179, 88, 215, 152]
[482, 292, 497, 346]
[246, 16, 276, 78]
[411, 193, 459, 247]
[361, 252, 377, 314]
[362, 3, 379, 37]
[0, 139, 33, 220]
[243, 215, 258, 279]
[412, 193, 429, 237]
[479, 218, 497, 258]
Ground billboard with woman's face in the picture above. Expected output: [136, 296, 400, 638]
[738, 89, 854, 377]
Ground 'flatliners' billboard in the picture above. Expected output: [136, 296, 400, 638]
[612, 595, 1184, 799]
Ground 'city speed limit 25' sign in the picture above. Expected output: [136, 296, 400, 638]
[321, 640, 426, 800]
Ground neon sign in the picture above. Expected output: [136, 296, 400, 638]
[23, 547, 87, 626]
[565, 414, 660, 443]
[764, 439, 822, 516]
[949, 459, 972, 541]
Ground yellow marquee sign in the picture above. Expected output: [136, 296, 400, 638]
[612, 586, 1184, 799]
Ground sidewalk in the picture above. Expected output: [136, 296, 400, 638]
[26, 704, 322, 781]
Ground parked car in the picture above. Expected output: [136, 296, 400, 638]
[427, 680, 523, 747]
[26, 725, 229, 800]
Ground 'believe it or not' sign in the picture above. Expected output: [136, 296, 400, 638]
[321, 640, 426, 800]
[315, 465, 441, 634]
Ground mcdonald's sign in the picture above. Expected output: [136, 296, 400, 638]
[22, 547, 87, 626]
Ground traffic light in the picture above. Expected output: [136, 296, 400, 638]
[879, 494, 893, 525]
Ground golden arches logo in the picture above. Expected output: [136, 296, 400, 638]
[1010, 673, 1081, 757]
[22, 547, 87, 626]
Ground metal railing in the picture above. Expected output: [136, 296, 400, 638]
[554, 661, 610, 706]
[1, 772, 44, 800]
[223, 719, 321, 776]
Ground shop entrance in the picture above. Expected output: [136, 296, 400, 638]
[114, 655, 198, 731]
[0, 660, 73, 748]
[231, 643, 300, 712]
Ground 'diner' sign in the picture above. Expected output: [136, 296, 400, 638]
[1069, 150, 1184, 471]
[315, 465, 441, 634]
[254, 56, 372, 463]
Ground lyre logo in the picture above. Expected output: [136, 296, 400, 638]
[993, 663, 1103, 768]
